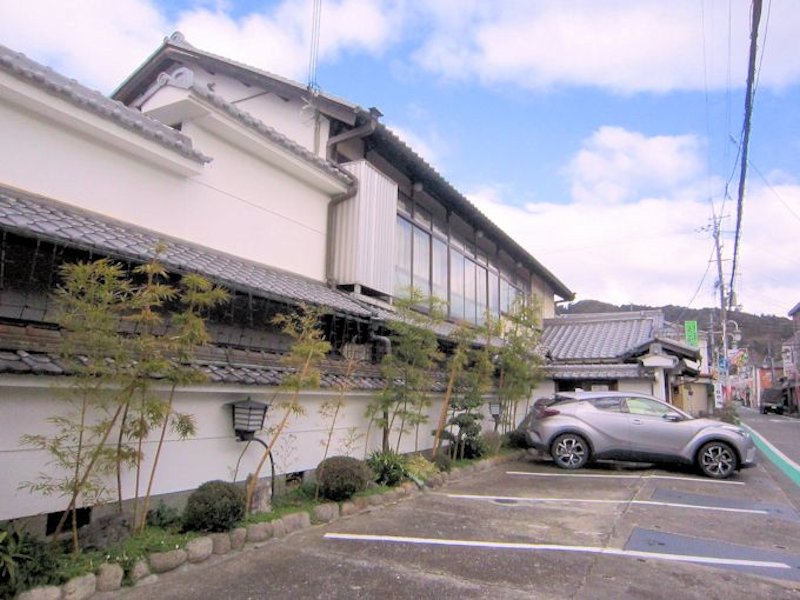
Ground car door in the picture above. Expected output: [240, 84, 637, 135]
[622, 396, 694, 460]
[584, 396, 630, 458]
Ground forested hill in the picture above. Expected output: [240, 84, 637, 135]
[555, 300, 793, 365]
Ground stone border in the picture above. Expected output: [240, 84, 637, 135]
[15, 451, 525, 599]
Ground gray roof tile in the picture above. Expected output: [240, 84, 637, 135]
[0, 187, 371, 318]
[542, 311, 663, 362]
[0, 44, 211, 164]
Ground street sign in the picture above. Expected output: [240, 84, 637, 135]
[684, 320, 698, 347]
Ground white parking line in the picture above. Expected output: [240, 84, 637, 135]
[507, 471, 745, 485]
[444, 493, 769, 515]
[324, 533, 791, 570]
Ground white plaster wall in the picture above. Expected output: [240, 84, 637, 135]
[0, 97, 329, 281]
[618, 380, 655, 395]
[190, 71, 330, 156]
[1, 379, 484, 521]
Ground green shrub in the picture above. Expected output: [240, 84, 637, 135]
[432, 452, 452, 472]
[404, 454, 438, 482]
[317, 456, 372, 501]
[146, 501, 182, 531]
[0, 526, 60, 597]
[182, 480, 245, 533]
[462, 435, 489, 460]
[367, 450, 407, 486]
[503, 429, 530, 449]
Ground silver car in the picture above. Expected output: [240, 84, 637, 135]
[522, 391, 756, 479]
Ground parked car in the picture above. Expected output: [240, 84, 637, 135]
[520, 391, 756, 479]
[759, 388, 786, 415]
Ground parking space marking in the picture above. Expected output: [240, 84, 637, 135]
[323, 533, 791, 571]
[507, 471, 745, 485]
[444, 493, 770, 515]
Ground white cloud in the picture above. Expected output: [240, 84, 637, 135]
[468, 128, 800, 316]
[0, 0, 167, 92]
[413, 0, 800, 93]
[566, 126, 704, 204]
[0, 0, 405, 92]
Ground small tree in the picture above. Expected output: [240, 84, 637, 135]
[494, 297, 545, 432]
[244, 304, 331, 513]
[20, 253, 227, 547]
[367, 289, 443, 454]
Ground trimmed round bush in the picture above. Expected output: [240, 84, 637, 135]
[404, 454, 438, 482]
[317, 456, 372, 501]
[182, 480, 245, 533]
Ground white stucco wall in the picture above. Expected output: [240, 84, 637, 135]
[0, 91, 332, 282]
[1, 378, 493, 522]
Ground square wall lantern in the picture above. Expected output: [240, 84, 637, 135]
[228, 397, 269, 441]
[488, 399, 502, 419]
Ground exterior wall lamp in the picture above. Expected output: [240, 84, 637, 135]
[488, 399, 502, 431]
[227, 397, 275, 503]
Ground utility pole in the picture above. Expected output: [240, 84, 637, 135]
[712, 217, 729, 408]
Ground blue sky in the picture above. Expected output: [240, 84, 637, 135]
[1, 1, 798, 317]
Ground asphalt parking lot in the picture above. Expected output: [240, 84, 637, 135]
[118, 451, 800, 600]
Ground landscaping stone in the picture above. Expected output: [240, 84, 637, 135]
[313, 502, 339, 523]
[129, 559, 150, 582]
[96, 563, 124, 592]
[401, 481, 417, 493]
[186, 536, 213, 563]
[62, 573, 96, 600]
[367, 494, 384, 506]
[210, 532, 232, 554]
[16, 586, 61, 600]
[278, 512, 310, 535]
[149, 548, 187, 573]
[246, 521, 273, 543]
[230, 527, 247, 550]
[134, 574, 159, 587]
[78, 512, 133, 552]
[339, 501, 358, 516]
[271, 518, 287, 538]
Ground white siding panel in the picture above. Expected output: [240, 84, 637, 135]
[332, 161, 398, 295]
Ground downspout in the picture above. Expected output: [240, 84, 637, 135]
[324, 112, 379, 287]
[370, 331, 392, 452]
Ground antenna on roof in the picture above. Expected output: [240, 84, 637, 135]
[307, 0, 322, 94]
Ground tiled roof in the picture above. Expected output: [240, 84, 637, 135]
[542, 311, 663, 362]
[0, 44, 211, 164]
[546, 363, 649, 380]
[0, 187, 371, 318]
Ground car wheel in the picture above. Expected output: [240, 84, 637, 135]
[551, 433, 590, 470]
[697, 441, 737, 479]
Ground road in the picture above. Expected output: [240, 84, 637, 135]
[111, 419, 800, 600]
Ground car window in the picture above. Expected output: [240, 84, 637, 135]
[589, 397, 624, 412]
[624, 397, 670, 417]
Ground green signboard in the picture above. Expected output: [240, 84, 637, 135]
[684, 320, 698, 347]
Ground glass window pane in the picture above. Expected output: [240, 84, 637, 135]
[488, 271, 499, 317]
[432, 238, 448, 306]
[414, 205, 432, 229]
[413, 226, 431, 297]
[395, 217, 412, 297]
[450, 249, 465, 320]
[464, 259, 477, 324]
[476, 265, 487, 324]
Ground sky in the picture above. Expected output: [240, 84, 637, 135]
[1, 0, 798, 318]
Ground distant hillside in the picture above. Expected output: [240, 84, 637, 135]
[556, 300, 793, 365]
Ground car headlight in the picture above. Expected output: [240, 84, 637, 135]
[721, 425, 748, 438]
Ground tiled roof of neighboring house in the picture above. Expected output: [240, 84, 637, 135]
[546, 364, 650, 380]
[788, 301, 800, 317]
[0, 187, 371, 318]
[542, 311, 664, 362]
[0, 44, 211, 164]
